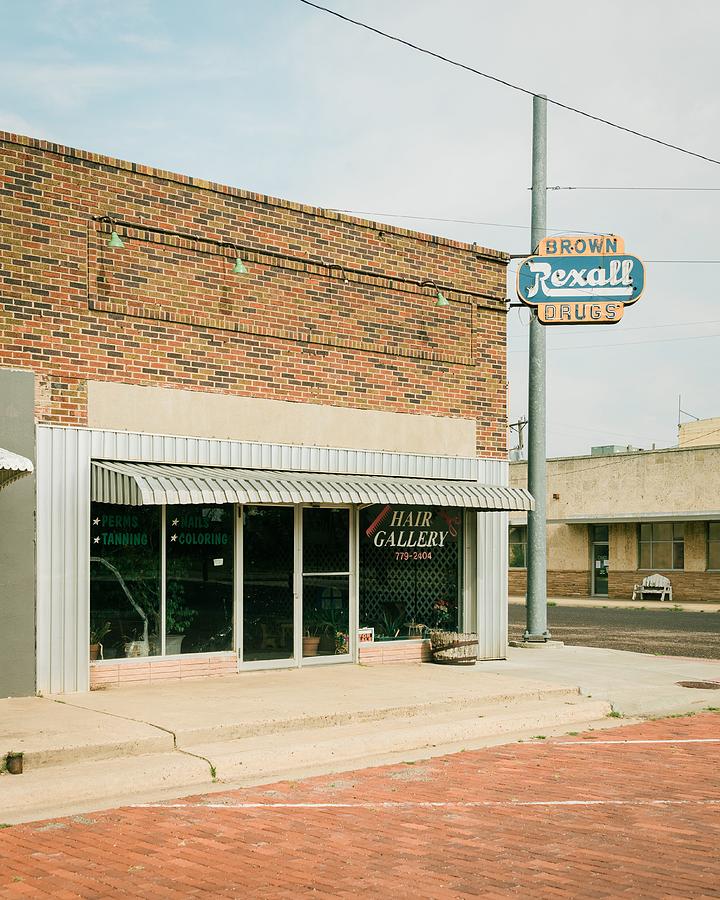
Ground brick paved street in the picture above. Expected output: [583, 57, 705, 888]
[1, 713, 719, 898]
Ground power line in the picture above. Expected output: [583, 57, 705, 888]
[680, 424, 720, 446]
[544, 186, 720, 192]
[550, 420, 654, 444]
[329, 210, 720, 263]
[508, 331, 720, 354]
[327, 208, 601, 233]
[510, 317, 720, 335]
[298, 0, 720, 167]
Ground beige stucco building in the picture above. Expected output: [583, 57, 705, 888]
[509, 419, 720, 602]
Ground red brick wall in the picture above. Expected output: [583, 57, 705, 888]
[0, 132, 509, 457]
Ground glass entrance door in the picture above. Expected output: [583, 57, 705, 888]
[302, 508, 351, 660]
[242, 506, 295, 662]
[592, 543, 609, 596]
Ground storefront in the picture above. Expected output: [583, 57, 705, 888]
[21, 426, 532, 692]
[53, 440, 526, 688]
[1, 129, 525, 696]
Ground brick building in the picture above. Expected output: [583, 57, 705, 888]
[0, 130, 531, 697]
[508, 421, 720, 602]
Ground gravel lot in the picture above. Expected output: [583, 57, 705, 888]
[509, 603, 720, 658]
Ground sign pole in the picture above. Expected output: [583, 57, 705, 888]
[525, 93, 550, 642]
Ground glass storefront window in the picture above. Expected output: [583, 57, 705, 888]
[166, 505, 234, 654]
[359, 505, 462, 639]
[90, 503, 161, 659]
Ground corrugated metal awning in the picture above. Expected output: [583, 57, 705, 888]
[0, 447, 34, 490]
[91, 460, 534, 511]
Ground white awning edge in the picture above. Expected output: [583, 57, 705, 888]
[0, 448, 34, 490]
[91, 461, 535, 512]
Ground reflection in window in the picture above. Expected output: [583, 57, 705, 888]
[509, 525, 527, 568]
[302, 508, 350, 657]
[303, 507, 349, 573]
[90, 503, 161, 659]
[639, 522, 684, 570]
[709, 523, 720, 570]
[243, 506, 295, 662]
[166, 505, 234, 654]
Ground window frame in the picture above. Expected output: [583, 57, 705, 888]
[638, 522, 685, 571]
[708, 522, 720, 572]
[509, 524, 528, 569]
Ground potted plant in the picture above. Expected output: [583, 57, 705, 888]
[375, 607, 407, 641]
[165, 584, 198, 655]
[431, 599, 451, 630]
[89, 620, 111, 661]
[302, 610, 323, 656]
[318, 607, 349, 654]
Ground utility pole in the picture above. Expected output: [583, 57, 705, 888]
[524, 94, 550, 642]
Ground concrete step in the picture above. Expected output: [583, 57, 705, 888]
[0, 695, 612, 824]
[17, 682, 583, 772]
[186, 695, 612, 784]
[167, 683, 584, 746]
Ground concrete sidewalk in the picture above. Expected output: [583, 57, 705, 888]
[510, 595, 720, 612]
[2, 648, 719, 823]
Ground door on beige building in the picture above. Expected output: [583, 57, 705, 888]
[591, 525, 609, 596]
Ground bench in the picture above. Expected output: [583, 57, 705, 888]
[632, 573, 672, 602]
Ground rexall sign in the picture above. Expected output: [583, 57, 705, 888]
[516, 235, 645, 324]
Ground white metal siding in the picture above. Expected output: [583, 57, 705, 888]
[36, 426, 512, 692]
[36, 427, 92, 694]
[477, 509, 509, 660]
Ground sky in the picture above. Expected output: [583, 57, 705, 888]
[2, 0, 719, 458]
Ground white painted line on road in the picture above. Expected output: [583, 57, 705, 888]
[554, 738, 720, 746]
[132, 799, 720, 810]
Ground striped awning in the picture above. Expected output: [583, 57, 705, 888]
[91, 460, 534, 511]
[0, 448, 34, 490]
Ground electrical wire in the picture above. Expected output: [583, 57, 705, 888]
[545, 186, 720, 191]
[679, 424, 720, 446]
[507, 331, 720, 354]
[510, 317, 720, 334]
[550, 420, 653, 444]
[297, 0, 720, 167]
[327, 209, 601, 233]
[329, 211, 720, 263]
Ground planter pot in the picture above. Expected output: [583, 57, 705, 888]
[89, 643, 101, 661]
[165, 634, 185, 655]
[302, 636, 321, 657]
[124, 640, 149, 658]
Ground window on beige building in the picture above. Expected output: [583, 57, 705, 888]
[638, 522, 684, 570]
[708, 523, 720, 571]
[509, 525, 527, 568]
